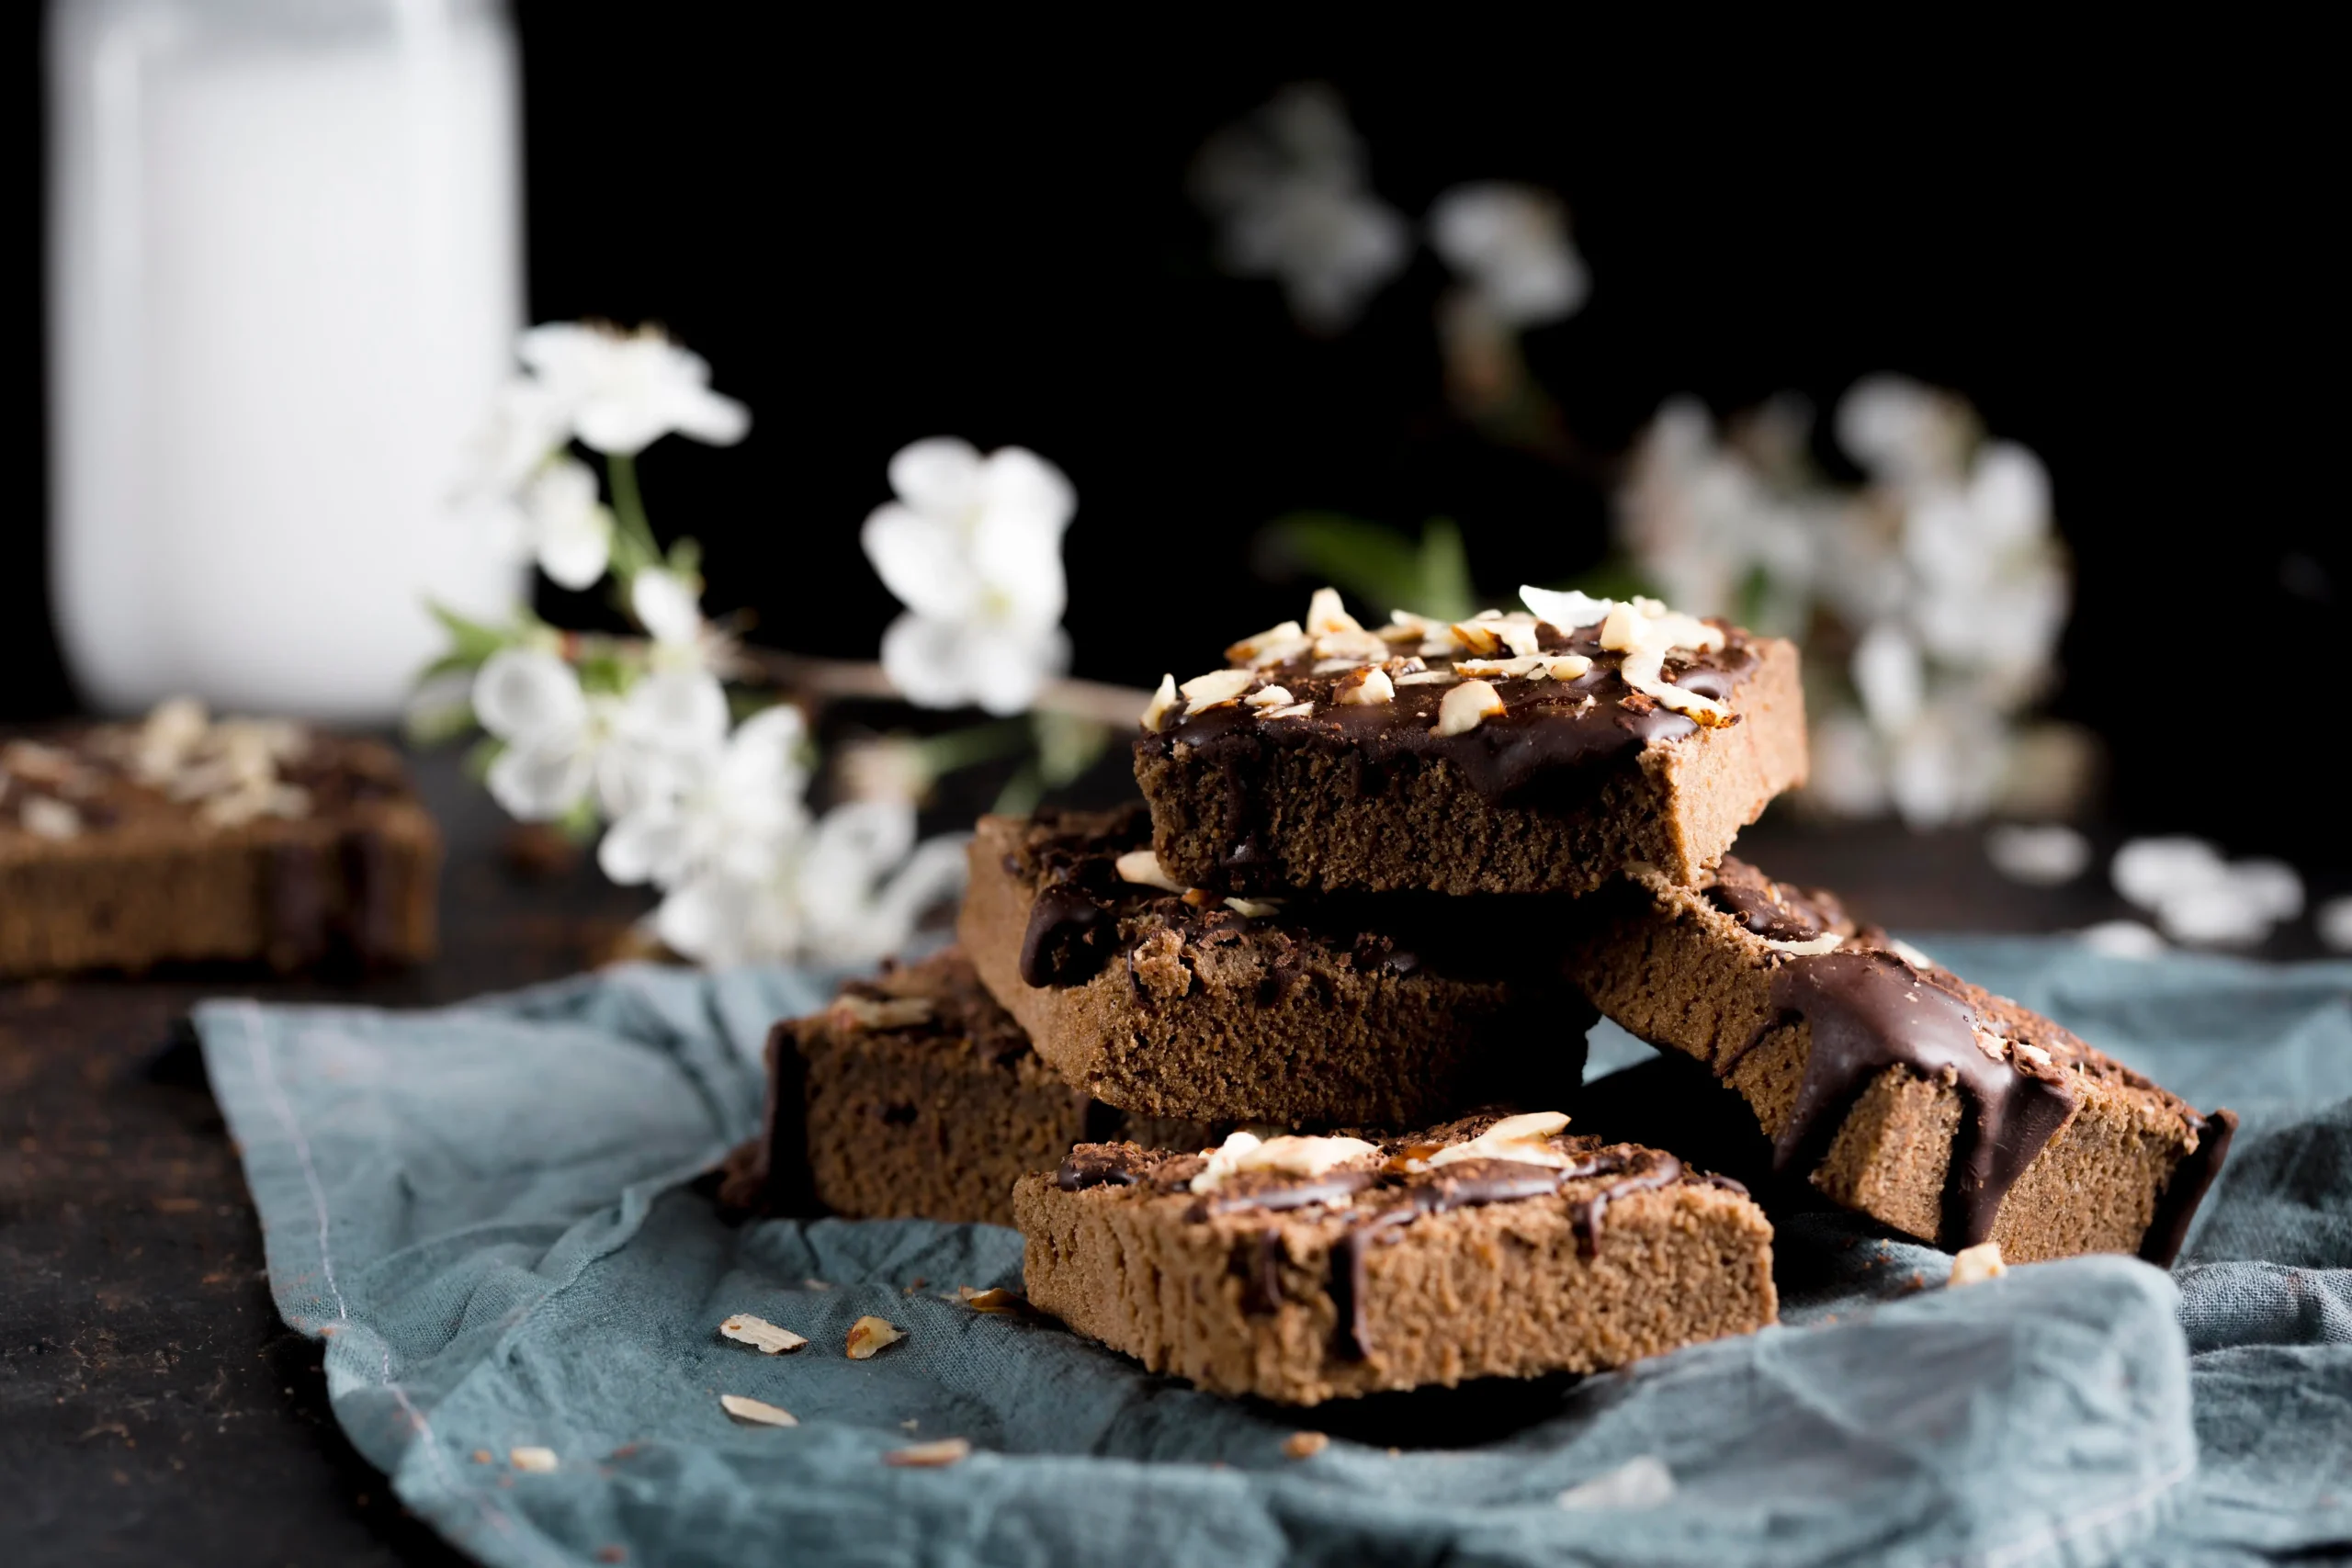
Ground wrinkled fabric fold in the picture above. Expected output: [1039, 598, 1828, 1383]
[195, 945, 2352, 1568]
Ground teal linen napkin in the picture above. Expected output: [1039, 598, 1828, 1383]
[195, 942, 2352, 1568]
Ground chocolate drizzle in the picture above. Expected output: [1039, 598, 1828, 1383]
[1056, 1146, 1148, 1191]
[1765, 950, 2077, 1248]
[2137, 1107, 2239, 1267]
[1704, 858, 1846, 942]
[1019, 882, 1114, 987]
[1567, 1154, 1685, 1257]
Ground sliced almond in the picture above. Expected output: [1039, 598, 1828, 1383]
[958, 1286, 1023, 1314]
[1547, 654, 1593, 681]
[1334, 668, 1396, 706]
[1192, 1131, 1381, 1192]
[1258, 702, 1314, 720]
[1393, 670, 1459, 686]
[1180, 669, 1256, 713]
[1427, 1111, 1575, 1168]
[1223, 896, 1284, 919]
[1283, 1431, 1331, 1460]
[829, 995, 935, 1032]
[1495, 618, 1544, 657]
[1114, 848, 1187, 894]
[509, 1447, 559, 1472]
[1449, 621, 1507, 657]
[845, 1315, 905, 1359]
[886, 1438, 972, 1468]
[1434, 679, 1505, 737]
[1246, 685, 1295, 708]
[20, 796, 84, 840]
[719, 1393, 798, 1427]
[1305, 587, 1360, 636]
[1226, 620, 1305, 664]
[1311, 657, 1373, 675]
[719, 1314, 809, 1355]
[1454, 655, 1550, 681]
[1139, 673, 1178, 733]
[1763, 933, 1842, 957]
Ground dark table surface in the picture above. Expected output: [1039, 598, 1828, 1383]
[3, 750, 2339, 1566]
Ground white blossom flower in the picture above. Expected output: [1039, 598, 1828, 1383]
[1190, 84, 1409, 333]
[457, 378, 571, 499]
[517, 322, 750, 457]
[1835, 375, 1972, 486]
[863, 438, 1075, 715]
[471, 648, 727, 822]
[2112, 836, 2304, 947]
[598, 704, 808, 891]
[1429, 183, 1589, 329]
[1984, 823, 2092, 886]
[2317, 896, 2352, 953]
[521, 457, 615, 590]
[652, 799, 968, 968]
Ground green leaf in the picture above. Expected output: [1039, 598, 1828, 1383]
[1032, 711, 1111, 788]
[1259, 513, 1478, 623]
[424, 599, 514, 667]
[461, 735, 504, 785]
[664, 536, 703, 581]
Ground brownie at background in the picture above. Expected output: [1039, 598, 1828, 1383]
[1014, 1111, 1776, 1405]
[1564, 856, 2233, 1264]
[1133, 590, 1806, 898]
[959, 807, 1591, 1125]
[1, 701, 437, 976]
[722, 948, 1219, 1227]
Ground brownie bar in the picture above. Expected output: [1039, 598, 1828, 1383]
[1132, 587, 1806, 897]
[1014, 1111, 1776, 1404]
[722, 949, 1218, 1226]
[957, 806, 1592, 1125]
[1, 701, 437, 976]
[1564, 857, 2235, 1264]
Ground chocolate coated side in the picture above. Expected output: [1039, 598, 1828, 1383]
[1765, 950, 2076, 1248]
[2137, 1107, 2239, 1267]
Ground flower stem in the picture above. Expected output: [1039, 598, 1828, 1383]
[912, 718, 1033, 778]
[605, 452, 662, 572]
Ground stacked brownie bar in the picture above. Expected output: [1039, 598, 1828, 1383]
[2, 699, 438, 976]
[738, 583, 2234, 1404]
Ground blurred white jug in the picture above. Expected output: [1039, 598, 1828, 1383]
[48, 0, 525, 721]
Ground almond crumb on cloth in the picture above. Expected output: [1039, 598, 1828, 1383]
[718, 1394, 797, 1427]
[718, 1314, 808, 1354]
[1283, 1432, 1330, 1460]
[509, 1447, 559, 1472]
[1949, 1242, 2008, 1286]
[846, 1315, 906, 1359]
[958, 1287, 1023, 1314]
[885, 1438, 972, 1468]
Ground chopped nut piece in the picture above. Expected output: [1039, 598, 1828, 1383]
[1377, 609, 1447, 642]
[958, 1286, 1023, 1313]
[1245, 685, 1295, 708]
[1305, 587, 1361, 636]
[20, 796, 84, 840]
[1427, 1111, 1574, 1168]
[1599, 602, 1644, 651]
[1393, 670, 1459, 686]
[1763, 933, 1843, 957]
[1258, 702, 1315, 720]
[471, 1449, 493, 1464]
[1139, 673, 1179, 733]
[510, 1447, 560, 1472]
[718, 1314, 809, 1355]
[829, 995, 936, 1032]
[1114, 848, 1188, 894]
[1496, 619, 1544, 658]
[1434, 679, 1505, 736]
[845, 1315, 906, 1359]
[1226, 620, 1305, 664]
[1454, 655, 1549, 681]
[1886, 938, 1939, 971]
[1283, 1431, 1331, 1460]
[2015, 1043, 2055, 1069]
[885, 1438, 972, 1468]
[1518, 584, 1617, 634]
[1312, 628, 1391, 661]
[1191, 1130, 1381, 1192]
[1949, 1242, 2007, 1286]
[719, 1393, 798, 1427]
[1334, 668, 1396, 706]
[1223, 896, 1284, 919]
[1449, 621, 1507, 657]
[1180, 669, 1256, 713]
[1547, 654, 1593, 681]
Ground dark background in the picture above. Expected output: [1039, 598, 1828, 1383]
[11, 17, 2342, 852]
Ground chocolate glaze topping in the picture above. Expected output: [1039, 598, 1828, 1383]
[1759, 950, 2077, 1248]
[1705, 857, 1849, 942]
[2138, 1107, 2239, 1268]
